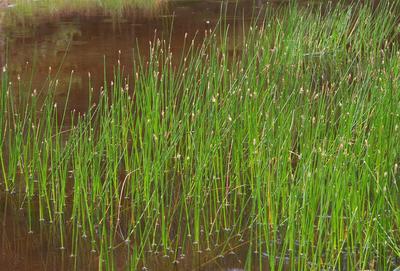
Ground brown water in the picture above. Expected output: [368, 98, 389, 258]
[0, 1, 284, 270]
[1, 0, 265, 124]
[1, 191, 285, 271]
[1, 1, 395, 270]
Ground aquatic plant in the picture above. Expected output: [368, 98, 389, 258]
[1, 1, 400, 270]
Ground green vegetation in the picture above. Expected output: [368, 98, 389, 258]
[1, 1, 400, 270]
[2, 0, 163, 25]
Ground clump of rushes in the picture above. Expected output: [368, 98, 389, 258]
[1, 1, 400, 270]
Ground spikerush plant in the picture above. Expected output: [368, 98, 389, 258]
[1, 1, 400, 270]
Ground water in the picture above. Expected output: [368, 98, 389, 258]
[1, 0, 261, 124]
[0, 1, 282, 270]
[5, 1, 395, 270]
[0, 191, 279, 270]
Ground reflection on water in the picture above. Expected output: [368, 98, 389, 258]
[1, 191, 281, 270]
[3, 0, 257, 125]
[0, 1, 275, 270]
[0, 1, 396, 270]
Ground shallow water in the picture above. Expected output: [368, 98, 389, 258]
[0, 1, 285, 270]
[0, 192, 285, 271]
[1, 0, 263, 124]
[2, 1, 393, 270]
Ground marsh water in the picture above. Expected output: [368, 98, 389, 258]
[1, 0, 268, 125]
[0, 1, 281, 270]
[0, 0, 364, 270]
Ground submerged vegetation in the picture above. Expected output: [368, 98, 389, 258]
[1, 1, 400, 270]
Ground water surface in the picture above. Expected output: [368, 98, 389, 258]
[0, 1, 282, 270]
[2, 0, 262, 121]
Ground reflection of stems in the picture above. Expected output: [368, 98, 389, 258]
[0, 150, 7, 191]
[0, 64, 7, 190]
[0, 31, 4, 69]
[225, 139, 232, 196]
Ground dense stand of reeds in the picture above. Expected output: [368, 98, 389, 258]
[1, 1, 400, 270]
